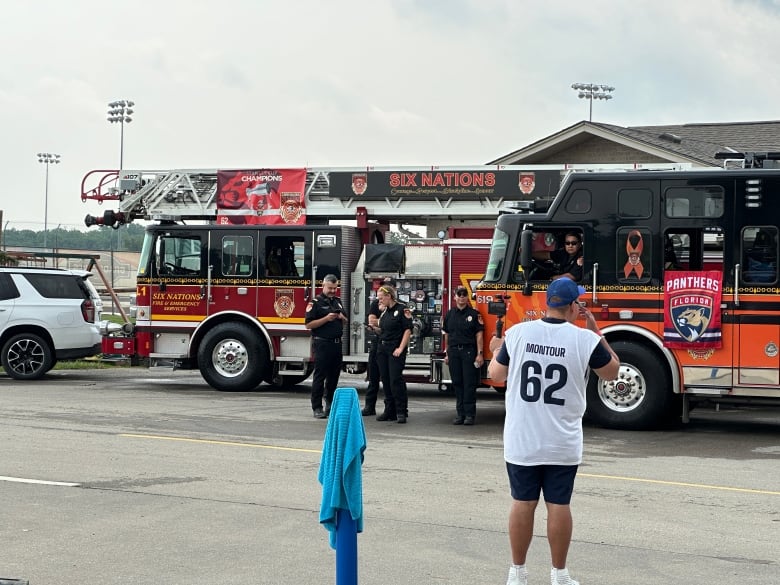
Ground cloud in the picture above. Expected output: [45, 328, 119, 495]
[3, 0, 780, 230]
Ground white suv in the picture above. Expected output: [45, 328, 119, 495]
[0, 267, 102, 380]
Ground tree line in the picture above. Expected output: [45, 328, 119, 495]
[1, 224, 146, 252]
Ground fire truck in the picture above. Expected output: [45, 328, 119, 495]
[475, 152, 780, 429]
[80, 165, 556, 391]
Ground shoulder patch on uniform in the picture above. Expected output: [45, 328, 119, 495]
[306, 302, 313, 312]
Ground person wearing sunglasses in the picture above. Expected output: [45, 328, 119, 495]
[533, 232, 584, 282]
[442, 285, 485, 425]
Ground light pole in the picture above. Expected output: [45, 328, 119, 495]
[107, 99, 134, 310]
[36, 152, 61, 249]
[107, 99, 134, 169]
[571, 83, 615, 122]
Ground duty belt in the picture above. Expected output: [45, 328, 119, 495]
[313, 337, 342, 343]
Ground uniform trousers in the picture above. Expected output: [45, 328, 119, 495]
[310, 339, 343, 410]
[376, 341, 408, 416]
[364, 338, 380, 409]
[448, 344, 479, 418]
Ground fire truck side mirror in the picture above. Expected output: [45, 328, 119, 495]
[519, 229, 533, 269]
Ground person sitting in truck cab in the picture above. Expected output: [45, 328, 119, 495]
[532, 231, 584, 281]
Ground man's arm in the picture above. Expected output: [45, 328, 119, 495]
[487, 340, 508, 383]
[593, 338, 620, 381]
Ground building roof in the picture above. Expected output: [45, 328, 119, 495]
[489, 120, 780, 167]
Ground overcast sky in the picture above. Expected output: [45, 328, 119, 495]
[2, 0, 780, 232]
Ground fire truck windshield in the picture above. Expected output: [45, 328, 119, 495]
[483, 228, 509, 282]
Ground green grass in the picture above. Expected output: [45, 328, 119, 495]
[52, 313, 135, 369]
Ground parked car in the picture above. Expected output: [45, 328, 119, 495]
[73, 270, 105, 316]
[0, 267, 102, 380]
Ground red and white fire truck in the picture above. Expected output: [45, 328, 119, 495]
[80, 163, 678, 392]
[79, 166, 519, 391]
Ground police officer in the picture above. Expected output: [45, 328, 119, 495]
[375, 284, 413, 423]
[305, 274, 347, 419]
[442, 285, 484, 425]
[363, 277, 396, 416]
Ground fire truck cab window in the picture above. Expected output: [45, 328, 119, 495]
[665, 186, 724, 218]
[222, 236, 254, 276]
[265, 237, 304, 277]
[157, 235, 202, 276]
[618, 189, 652, 218]
[565, 189, 591, 214]
[742, 226, 778, 284]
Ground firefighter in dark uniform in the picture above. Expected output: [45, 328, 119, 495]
[363, 277, 396, 416]
[442, 285, 484, 425]
[305, 274, 347, 419]
[375, 284, 413, 423]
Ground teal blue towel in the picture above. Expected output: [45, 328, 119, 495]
[318, 387, 367, 549]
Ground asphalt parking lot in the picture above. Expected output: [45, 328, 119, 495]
[1, 368, 778, 585]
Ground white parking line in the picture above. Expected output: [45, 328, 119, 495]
[0, 475, 79, 487]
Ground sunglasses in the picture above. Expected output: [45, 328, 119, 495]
[455, 290, 468, 297]
[565, 240, 580, 246]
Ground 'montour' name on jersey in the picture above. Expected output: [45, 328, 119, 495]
[525, 343, 566, 357]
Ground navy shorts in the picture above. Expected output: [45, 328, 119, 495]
[506, 462, 578, 505]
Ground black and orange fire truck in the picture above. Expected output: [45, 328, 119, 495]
[475, 152, 780, 429]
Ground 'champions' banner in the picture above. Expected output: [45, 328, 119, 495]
[663, 271, 723, 349]
[216, 168, 307, 225]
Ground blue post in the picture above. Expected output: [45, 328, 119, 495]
[318, 387, 366, 585]
[336, 509, 358, 584]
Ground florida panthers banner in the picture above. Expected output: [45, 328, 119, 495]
[663, 271, 723, 349]
[216, 168, 307, 225]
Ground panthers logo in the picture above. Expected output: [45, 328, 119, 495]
[673, 306, 711, 342]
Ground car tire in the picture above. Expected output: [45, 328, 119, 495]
[1, 332, 54, 380]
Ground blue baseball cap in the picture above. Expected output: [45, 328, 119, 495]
[546, 278, 586, 307]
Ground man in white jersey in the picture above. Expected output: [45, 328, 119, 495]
[488, 278, 619, 585]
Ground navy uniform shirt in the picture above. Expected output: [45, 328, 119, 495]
[367, 298, 381, 338]
[550, 249, 583, 281]
[378, 302, 413, 344]
[443, 305, 484, 348]
[305, 293, 345, 339]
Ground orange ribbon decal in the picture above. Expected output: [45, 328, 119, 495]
[624, 230, 644, 278]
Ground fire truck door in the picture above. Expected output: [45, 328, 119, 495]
[735, 225, 780, 384]
[208, 230, 259, 317]
[259, 231, 312, 330]
[149, 230, 209, 324]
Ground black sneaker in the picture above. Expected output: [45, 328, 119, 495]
[463, 416, 475, 426]
[452, 416, 465, 425]
[396, 415, 407, 424]
[313, 409, 326, 419]
[361, 406, 376, 416]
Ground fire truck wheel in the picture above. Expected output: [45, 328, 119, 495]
[586, 340, 675, 430]
[197, 323, 268, 391]
[1, 332, 55, 380]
